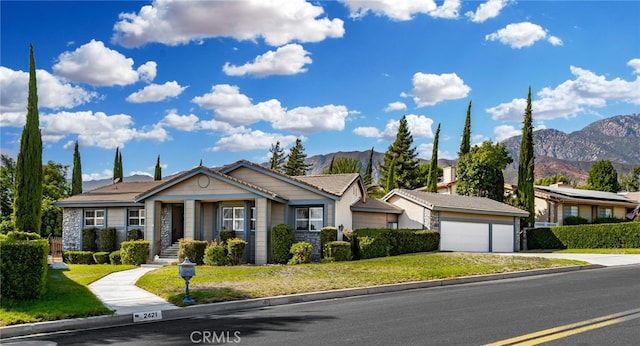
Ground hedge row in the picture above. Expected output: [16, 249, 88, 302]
[527, 223, 640, 249]
[350, 228, 440, 259]
[0, 232, 49, 300]
[178, 239, 208, 265]
[272, 224, 294, 264]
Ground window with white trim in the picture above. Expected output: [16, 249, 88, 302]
[222, 207, 244, 231]
[563, 205, 578, 218]
[250, 207, 256, 231]
[598, 207, 613, 218]
[295, 207, 323, 231]
[84, 209, 104, 226]
[128, 208, 145, 226]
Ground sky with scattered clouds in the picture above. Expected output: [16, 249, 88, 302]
[1, 0, 639, 181]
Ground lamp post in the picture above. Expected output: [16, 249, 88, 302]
[338, 224, 344, 241]
[178, 257, 196, 305]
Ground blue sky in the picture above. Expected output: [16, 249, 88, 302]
[1, 0, 639, 181]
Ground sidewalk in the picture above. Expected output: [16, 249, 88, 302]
[494, 253, 640, 266]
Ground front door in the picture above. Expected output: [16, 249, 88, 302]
[171, 205, 184, 243]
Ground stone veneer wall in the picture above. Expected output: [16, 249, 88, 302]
[160, 204, 171, 249]
[423, 208, 440, 231]
[295, 231, 321, 262]
[62, 208, 82, 251]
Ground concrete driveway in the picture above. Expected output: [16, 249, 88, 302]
[496, 252, 640, 266]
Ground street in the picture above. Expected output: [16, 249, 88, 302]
[5, 265, 640, 345]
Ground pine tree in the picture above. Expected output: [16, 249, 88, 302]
[13, 44, 43, 233]
[283, 138, 311, 176]
[517, 87, 535, 227]
[154, 155, 162, 181]
[426, 123, 441, 192]
[386, 157, 397, 193]
[269, 141, 286, 172]
[363, 147, 374, 187]
[71, 140, 82, 195]
[379, 116, 420, 190]
[459, 101, 472, 156]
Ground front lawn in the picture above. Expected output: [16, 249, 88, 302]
[552, 248, 640, 254]
[0, 264, 135, 326]
[138, 252, 584, 306]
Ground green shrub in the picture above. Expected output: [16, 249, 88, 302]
[93, 251, 111, 264]
[63, 251, 95, 264]
[204, 241, 229, 266]
[99, 227, 116, 253]
[109, 250, 122, 265]
[120, 240, 150, 266]
[592, 217, 629, 224]
[288, 241, 313, 265]
[0, 238, 49, 300]
[325, 241, 351, 261]
[526, 228, 566, 249]
[0, 219, 15, 234]
[320, 227, 338, 258]
[220, 229, 236, 244]
[178, 239, 208, 265]
[563, 216, 589, 225]
[271, 224, 294, 264]
[551, 223, 640, 248]
[358, 236, 389, 259]
[127, 229, 143, 241]
[227, 237, 247, 265]
[5, 230, 42, 241]
[351, 228, 439, 259]
[82, 227, 98, 251]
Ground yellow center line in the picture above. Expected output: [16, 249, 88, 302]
[485, 307, 640, 346]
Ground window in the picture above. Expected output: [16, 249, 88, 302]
[250, 207, 256, 231]
[598, 207, 613, 218]
[84, 209, 104, 226]
[295, 207, 323, 231]
[563, 205, 578, 218]
[222, 207, 244, 231]
[128, 208, 145, 226]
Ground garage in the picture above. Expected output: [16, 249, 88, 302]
[440, 221, 515, 252]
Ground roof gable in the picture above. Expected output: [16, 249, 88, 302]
[55, 181, 163, 207]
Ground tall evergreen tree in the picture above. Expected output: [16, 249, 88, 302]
[118, 151, 123, 181]
[379, 116, 420, 190]
[322, 156, 335, 174]
[363, 147, 374, 187]
[283, 138, 311, 176]
[517, 87, 535, 227]
[113, 147, 120, 181]
[459, 101, 472, 156]
[154, 155, 162, 181]
[269, 141, 286, 172]
[13, 44, 43, 233]
[71, 140, 82, 195]
[199, 159, 203, 166]
[386, 157, 397, 193]
[426, 123, 441, 192]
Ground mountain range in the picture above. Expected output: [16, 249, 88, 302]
[83, 113, 639, 190]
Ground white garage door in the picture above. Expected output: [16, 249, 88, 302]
[440, 221, 489, 252]
[492, 224, 515, 252]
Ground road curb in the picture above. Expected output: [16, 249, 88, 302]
[0, 264, 603, 340]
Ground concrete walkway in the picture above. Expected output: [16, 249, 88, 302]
[495, 253, 640, 267]
[88, 263, 178, 316]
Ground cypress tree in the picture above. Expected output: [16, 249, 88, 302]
[199, 159, 203, 166]
[154, 155, 162, 181]
[118, 151, 123, 181]
[363, 147, 374, 187]
[113, 147, 120, 181]
[323, 156, 335, 174]
[269, 141, 286, 172]
[386, 157, 397, 193]
[13, 44, 43, 233]
[379, 116, 420, 190]
[459, 101, 472, 156]
[283, 138, 311, 176]
[426, 123, 441, 192]
[517, 87, 535, 227]
[71, 140, 82, 195]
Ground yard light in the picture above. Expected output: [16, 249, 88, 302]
[178, 257, 196, 304]
[338, 224, 344, 241]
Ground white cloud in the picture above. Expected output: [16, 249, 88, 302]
[417, 143, 455, 160]
[0, 67, 96, 127]
[129, 171, 153, 178]
[126, 81, 187, 103]
[384, 101, 407, 112]
[160, 110, 200, 131]
[82, 169, 113, 182]
[39, 110, 169, 149]
[192, 84, 349, 133]
[112, 0, 344, 48]
[52, 40, 156, 86]
[223, 44, 312, 77]
[628, 58, 640, 74]
[341, 0, 460, 21]
[465, 0, 509, 23]
[211, 130, 299, 152]
[353, 114, 434, 140]
[353, 127, 381, 138]
[493, 125, 520, 141]
[487, 64, 640, 121]
[485, 22, 562, 49]
[402, 72, 470, 107]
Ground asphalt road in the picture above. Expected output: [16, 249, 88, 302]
[6, 265, 640, 346]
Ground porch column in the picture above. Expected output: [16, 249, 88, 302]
[255, 197, 268, 264]
[184, 199, 196, 240]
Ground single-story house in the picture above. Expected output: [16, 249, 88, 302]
[528, 183, 640, 226]
[383, 189, 529, 252]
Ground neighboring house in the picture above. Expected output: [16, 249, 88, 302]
[383, 189, 529, 252]
[528, 183, 640, 226]
[415, 166, 457, 195]
[57, 160, 402, 264]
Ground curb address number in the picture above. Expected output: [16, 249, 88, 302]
[133, 310, 162, 322]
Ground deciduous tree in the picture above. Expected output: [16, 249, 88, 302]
[456, 141, 512, 202]
[269, 141, 286, 172]
[587, 160, 621, 192]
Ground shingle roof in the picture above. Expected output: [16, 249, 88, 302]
[535, 185, 637, 205]
[55, 181, 163, 206]
[351, 198, 403, 214]
[386, 189, 529, 217]
[294, 174, 361, 197]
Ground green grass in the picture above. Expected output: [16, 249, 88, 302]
[0, 264, 135, 326]
[137, 252, 584, 306]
